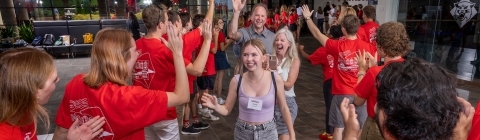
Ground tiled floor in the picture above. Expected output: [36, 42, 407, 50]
[37, 33, 480, 140]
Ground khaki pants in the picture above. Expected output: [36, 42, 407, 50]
[361, 117, 384, 140]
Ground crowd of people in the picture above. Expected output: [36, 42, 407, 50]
[1, 0, 479, 140]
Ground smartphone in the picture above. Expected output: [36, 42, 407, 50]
[269, 55, 278, 70]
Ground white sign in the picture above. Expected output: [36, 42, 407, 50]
[450, 0, 478, 28]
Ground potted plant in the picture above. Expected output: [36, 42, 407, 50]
[0, 26, 15, 48]
[18, 23, 35, 43]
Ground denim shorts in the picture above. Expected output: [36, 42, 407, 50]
[234, 118, 278, 140]
[274, 96, 298, 135]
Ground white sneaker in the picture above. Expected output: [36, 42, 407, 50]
[202, 113, 219, 121]
[217, 97, 225, 105]
[198, 109, 213, 115]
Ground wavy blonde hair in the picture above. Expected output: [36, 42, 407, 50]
[84, 28, 133, 88]
[273, 28, 300, 69]
[338, 7, 357, 22]
[0, 48, 53, 131]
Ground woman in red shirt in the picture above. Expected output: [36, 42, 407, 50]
[0, 48, 105, 140]
[266, 9, 276, 32]
[274, 8, 281, 32]
[288, 9, 298, 41]
[280, 5, 288, 24]
[53, 27, 191, 139]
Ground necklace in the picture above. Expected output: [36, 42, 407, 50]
[247, 71, 265, 91]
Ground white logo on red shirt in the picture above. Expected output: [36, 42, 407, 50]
[69, 98, 114, 140]
[133, 51, 155, 89]
[369, 27, 377, 43]
[327, 54, 334, 68]
[338, 50, 359, 76]
[23, 132, 32, 140]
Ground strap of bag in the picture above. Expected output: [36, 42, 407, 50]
[236, 74, 243, 97]
[271, 71, 277, 103]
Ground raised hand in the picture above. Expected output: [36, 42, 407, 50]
[453, 97, 475, 139]
[163, 22, 184, 56]
[67, 116, 105, 140]
[213, 27, 220, 38]
[297, 44, 304, 50]
[355, 50, 377, 72]
[232, 0, 246, 12]
[340, 98, 360, 139]
[202, 20, 213, 41]
[201, 94, 218, 109]
[301, 5, 314, 18]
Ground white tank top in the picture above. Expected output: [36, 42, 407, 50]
[278, 58, 295, 97]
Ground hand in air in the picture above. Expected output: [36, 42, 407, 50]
[160, 22, 184, 56]
[301, 5, 314, 18]
[232, 0, 246, 12]
[202, 20, 213, 41]
[355, 50, 377, 72]
[201, 93, 219, 109]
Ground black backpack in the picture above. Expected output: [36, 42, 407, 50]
[42, 34, 54, 45]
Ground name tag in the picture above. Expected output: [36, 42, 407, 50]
[247, 98, 263, 111]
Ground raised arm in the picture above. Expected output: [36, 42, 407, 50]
[302, 5, 329, 46]
[164, 22, 190, 107]
[186, 20, 213, 76]
[297, 44, 310, 61]
[228, 0, 246, 41]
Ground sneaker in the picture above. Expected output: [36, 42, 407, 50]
[218, 97, 225, 105]
[319, 132, 332, 140]
[198, 109, 214, 115]
[181, 126, 201, 135]
[192, 122, 210, 130]
[203, 113, 220, 121]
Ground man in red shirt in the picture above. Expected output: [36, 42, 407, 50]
[353, 22, 411, 139]
[301, 5, 374, 140]
[298, 25, 343, 140]
[360, 5, 380, 54]
[133, 0, 214, 139]
[468, 101, 480, 140]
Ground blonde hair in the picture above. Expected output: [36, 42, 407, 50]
[273, 28, 299, 69]
[338, 7, 357, 23]
[242, 39, 267, 55]
[238, 16, 245, 29]
[84, 28, 134, 88]
[0, 48, 53, 131]
[280, 5, 288, 13]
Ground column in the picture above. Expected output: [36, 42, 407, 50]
[0, 0, 17, 26]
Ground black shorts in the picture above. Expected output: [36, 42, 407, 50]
[190, 80, 199, 100]
[289, 24, 298, 31]
[197, 75, 216, 90]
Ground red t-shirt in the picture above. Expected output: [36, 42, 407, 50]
[56, 75, 168, 139]
[162, 29, 203, 94]
[274, 14, 281, 26]
[360, 21, 380, 57]
[325, 38, 374, 94]
[308, 46, 333, 82]
[217, 31, 226, 51]
[338, 26, 368, 43]
[266, 18, 274, 31]
[133, 38, 190, 120]
[468, 101, 480, 140]
[354, 58, 404, 118]
[0, 122, 37, 140]
[281, 12, 288, 24]
[288, 14, 297, 25]
[197, 38, 216, 76]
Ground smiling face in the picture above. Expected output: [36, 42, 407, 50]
[274, 33, 291, 56]
[252, 6, 268, 29]
[242, 43, 267, 71]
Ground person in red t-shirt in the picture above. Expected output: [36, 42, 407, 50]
[274, 8, 281, 31]
[301, 5, 374, 140]
[0, 48, 104, 140]
[288, 9, 298, 42]
[134, 3, 214, 139]
[212, 17, 230, 107]
[280, 5, 288, 24]
[342, 58, 474, 140]
[468, 101, 480, 140]
[53, 25, 190, 140]
[353, 22, 411, 139]
[360, 6, 380, 51]
[266, 9, 276, 32]
[298, 24, 343, 140]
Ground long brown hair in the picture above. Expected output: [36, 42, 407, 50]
[0, 48, 53, 130]
[84, 28, 133, 88]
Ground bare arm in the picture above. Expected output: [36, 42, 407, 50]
[211, 30, 219, 54]
[228, 0, 246, 41]
[202, 77, 238, 116]
[297, 45, 311, 60]
[186, 20, 213, 76]
[53, 127, 68, 140]
[302, 5, 329, 46]
[284, 58, 300, 91]
[275, 74, 296, 139]
[164, 22, 190, 107]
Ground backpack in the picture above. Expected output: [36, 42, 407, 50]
[42, 34, 55, 45]
[31, 36, 43, 45]
[237, 71, 277, 102]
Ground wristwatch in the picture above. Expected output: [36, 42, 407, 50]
[357, 71, 366, 77]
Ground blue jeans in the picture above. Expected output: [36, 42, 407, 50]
[317, 18, 324, 33]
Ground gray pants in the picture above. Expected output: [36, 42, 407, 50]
[329, 95, 367, 128]
[234, 119, 278, 140]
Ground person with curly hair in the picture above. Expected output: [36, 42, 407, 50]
[353, 21, 411, 140]
[342, 57, 474, 140]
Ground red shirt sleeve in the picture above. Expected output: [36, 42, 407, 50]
[468, 102, 480, 140]
[355, 69, 375, 100]
[325, 39, 339, 55]
[183, 28, 202, 57]
[309, 47, 327, 65]
[219, 32, 226, 43]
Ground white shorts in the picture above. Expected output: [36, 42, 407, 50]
[144, 119, 180, 140]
